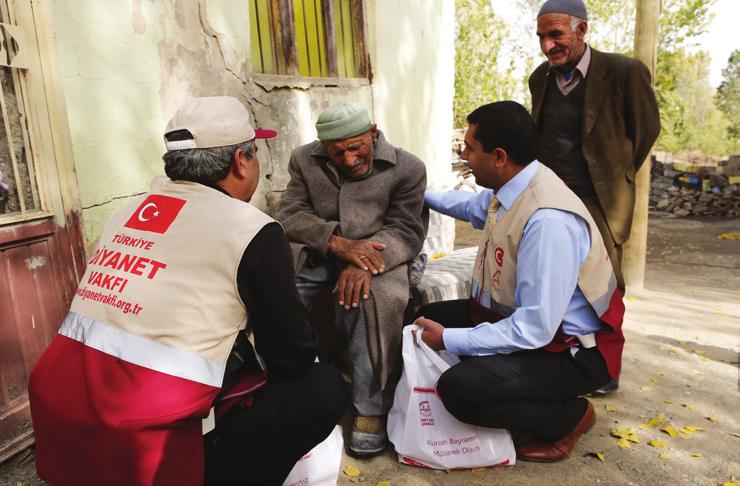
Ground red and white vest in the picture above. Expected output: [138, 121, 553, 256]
[29, 176, 272, 485]
[468, 165, 625, 378]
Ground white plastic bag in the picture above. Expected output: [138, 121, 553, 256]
[282, 425, 343, 486]
[387, 325, 516, 469]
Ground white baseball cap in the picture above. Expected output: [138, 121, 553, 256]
[164, 96, 277, 151]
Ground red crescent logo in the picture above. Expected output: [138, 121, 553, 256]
[494, 246, 504, 267]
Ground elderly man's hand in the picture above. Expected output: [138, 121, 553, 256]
[328, 235, 386, 274]
[333, 265, 373, 310]
[413, 317, 446, 351]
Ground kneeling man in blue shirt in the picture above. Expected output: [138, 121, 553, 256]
[415, 101, 625, 462]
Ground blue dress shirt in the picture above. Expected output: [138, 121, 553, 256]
[424, 188, 494, 230]
[430, 161, 604, 356]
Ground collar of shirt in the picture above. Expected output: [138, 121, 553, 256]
[494, 160, 540, 219]
[550, 44, 591, 92]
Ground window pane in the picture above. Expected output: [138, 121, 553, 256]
[294, 0, 327, 77]
[250, 0, 276, 74]
[0, 66, 39, 217]
[333, 0, 356, 78]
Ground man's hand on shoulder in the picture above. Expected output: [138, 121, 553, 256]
[414, 317, 445, 351]
[328, 235, 386, 274]
[333, 265, 373, 310]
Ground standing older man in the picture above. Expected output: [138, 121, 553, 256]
[278, 101, 427, 457]
[29, 96, 349, 485]
[530, 0, 660, 292]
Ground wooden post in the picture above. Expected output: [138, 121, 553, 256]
[622, 0, 660, 290]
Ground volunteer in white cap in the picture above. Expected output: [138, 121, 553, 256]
[30, 96, 349, 485]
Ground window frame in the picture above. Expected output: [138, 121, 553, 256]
[0, 2, 53, 226]
[249, 0, 371, 86]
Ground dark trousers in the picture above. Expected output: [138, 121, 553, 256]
[418, 300, 611, 441]
[203, 363, 350, 486]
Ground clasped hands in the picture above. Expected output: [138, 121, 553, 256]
[328, 235, 386, 310]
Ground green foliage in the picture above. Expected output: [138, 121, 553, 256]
[716, 50, 740, 142]
[453, 0, 519, 127]
[659, 0, 714, 51]
[656, 48, 736, 156]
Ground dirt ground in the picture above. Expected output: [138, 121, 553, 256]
[1, 214, 738, 486]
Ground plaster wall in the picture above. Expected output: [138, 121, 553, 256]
[51, 0, 453, 246]
[371, 0, 455, 188]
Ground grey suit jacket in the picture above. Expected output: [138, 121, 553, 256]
[529, 47, 660, 244]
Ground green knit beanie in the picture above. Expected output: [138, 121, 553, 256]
[315, 101, 372, 141]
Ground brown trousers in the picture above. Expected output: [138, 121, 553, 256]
[580, 195, 625, 292]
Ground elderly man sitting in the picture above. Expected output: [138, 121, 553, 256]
[278, 101, 427, 456]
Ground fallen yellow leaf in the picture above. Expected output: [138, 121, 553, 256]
[659, 453, 671, 459]
[679, 432, 692, 439]
[650, 377, 659, 383]
[611, 427, 639, 443]
[729, 432, 740, 438]
[713, 308, 730, 316]
[640, 386, 653, 392]
[664, 399, 674, 404]
[605, 404, 617, 413]
[706, 416, 719, 423]
[377, 482, 392, 486]
[344, 466, 361, 478]
[640, 419, 663, 430]
[617, 438, 631, 448]
[681, 403, 694, 409]
[649, 439, 667, 448]
[681, 425, 704, 434]
[625, 295, 637, 301]
[590, 452, 605, 462]
[718, 232, 740, 240]
[661, 426, 678, 438]
[692, 370, 705, 376]
[692, 349, 705, 355]
[471, 467, 486, 473]
[690, 453, 703, 457]
[698, 356, 711, 362]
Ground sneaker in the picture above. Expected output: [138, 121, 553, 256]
[349, 416, 387, 457]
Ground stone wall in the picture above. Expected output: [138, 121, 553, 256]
[650, 158, 739, 218]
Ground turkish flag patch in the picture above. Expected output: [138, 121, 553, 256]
[124, 194, 186, 234]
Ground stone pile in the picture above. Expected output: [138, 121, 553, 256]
[650, 159, 739, 218]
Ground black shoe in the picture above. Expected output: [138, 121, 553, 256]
[591, 378, 619, 396]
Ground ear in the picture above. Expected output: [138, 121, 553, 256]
[231, 148, 249, 179]
[493, 147, 509, 167]
[369, 124, 378, 142]
[576, 20, 588, 40]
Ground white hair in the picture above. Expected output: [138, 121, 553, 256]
[570, 16, 586, 31]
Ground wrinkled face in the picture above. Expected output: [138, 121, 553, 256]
[461, 124, 498, 189]
[323, 130, 376, 179]
[536, 13, 587, 69]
